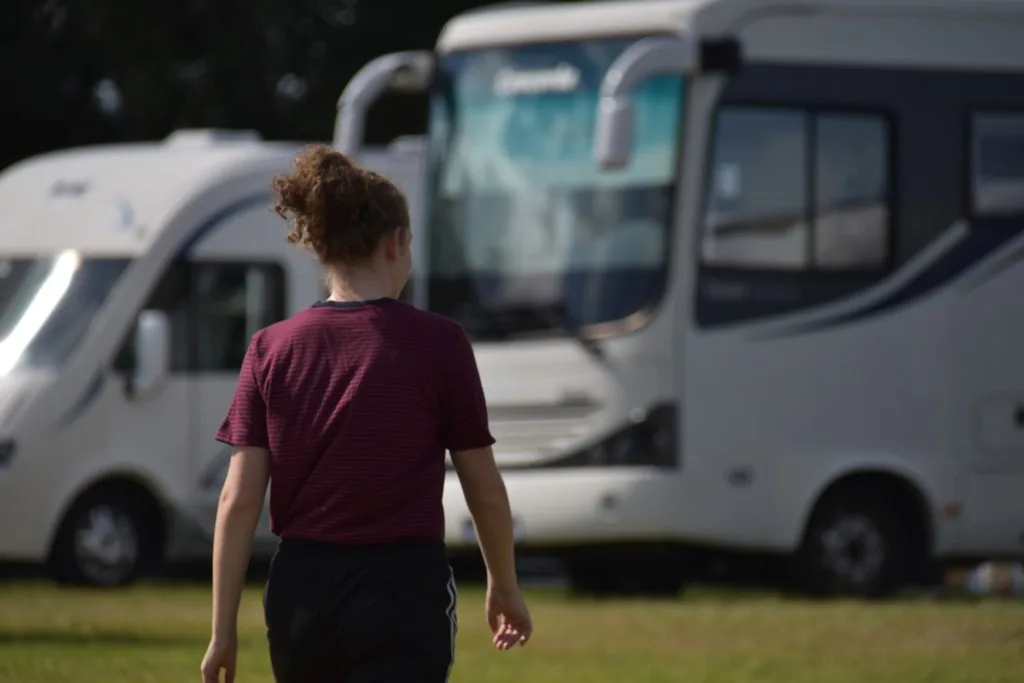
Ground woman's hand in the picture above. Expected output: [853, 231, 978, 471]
[486, 583, 533, 650]
[201, 633, 238, 683]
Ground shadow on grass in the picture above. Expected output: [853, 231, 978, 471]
[0, 629, 201, 647]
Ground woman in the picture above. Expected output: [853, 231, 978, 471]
[200, 145, 532, 683]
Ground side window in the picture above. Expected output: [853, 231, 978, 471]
[113, 262, 192, 373]
[702, 108, 809, 269]
[814, 114, 889, 269]
[971, 112, 1024, 217]
[702, 106, 891, 271]
[194, 263, 286, 372]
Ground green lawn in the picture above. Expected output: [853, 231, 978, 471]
[0, 581, 1022, 683]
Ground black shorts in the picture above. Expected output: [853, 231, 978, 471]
[263, 538, 457, 683]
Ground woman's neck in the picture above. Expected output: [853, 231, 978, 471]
[326, 269, 394, 303]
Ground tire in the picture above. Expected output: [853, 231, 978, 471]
[49, 488, 158, 587]
[791, 493, 912, 598]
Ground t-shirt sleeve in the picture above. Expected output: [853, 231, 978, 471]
[215, 333, 269, 448]
[441, 324, 495, 453]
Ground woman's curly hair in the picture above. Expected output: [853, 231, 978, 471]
[271, 144, 409, 265]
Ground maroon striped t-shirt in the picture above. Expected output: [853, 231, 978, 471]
[215, 298, 494, 545]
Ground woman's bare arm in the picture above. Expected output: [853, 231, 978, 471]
[450, 446, 517, 590]
[210, 446, 270, 643]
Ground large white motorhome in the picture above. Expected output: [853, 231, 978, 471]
[0, 129, 425, 586]
[336, 0, 1024, 596]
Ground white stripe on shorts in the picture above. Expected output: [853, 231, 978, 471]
[444, 566, 458, 683]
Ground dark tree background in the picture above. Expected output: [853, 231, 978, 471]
[1, 0, 545, 171]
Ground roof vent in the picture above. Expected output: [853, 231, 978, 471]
[164, 129, 262, 148]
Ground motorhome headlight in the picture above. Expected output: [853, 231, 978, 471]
[536, 402, 678, 470]
[444, 403, 678, 471]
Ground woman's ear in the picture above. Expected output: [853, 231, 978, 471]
[382, 228, 400, 262]
[386, 227, 411, 261]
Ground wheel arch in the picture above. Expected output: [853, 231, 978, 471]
[47, 469, 170, 566]
[800, 467, 936, 576]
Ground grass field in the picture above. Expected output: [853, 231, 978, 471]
[0, 581, 1022, 683]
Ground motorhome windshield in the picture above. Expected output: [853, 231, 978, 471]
[0, 254, 129, 374]
[427, 38, 684, 339]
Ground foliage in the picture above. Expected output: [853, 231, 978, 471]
[1, 0, 521, 169]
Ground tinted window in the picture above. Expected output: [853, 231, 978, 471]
[428, 38, 684, 335]
[0, 256, 130, 372]
[146, 262, 192, 372]
[814, 114, 889, 269]
[972, 112, 1024, 216]
[195, 263, 286, 371]
[702, 108, 809, 269]
[702, 107, 891, 271]
[116, 262, 286, 374]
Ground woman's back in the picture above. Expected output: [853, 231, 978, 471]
[202, 145, 530, 683]
[217, 297, 491, 546]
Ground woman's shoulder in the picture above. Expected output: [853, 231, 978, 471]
[390, 301, 467, 338]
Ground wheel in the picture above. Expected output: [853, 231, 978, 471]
[49, 488, 159, 587]
[791, 493, 912, 598]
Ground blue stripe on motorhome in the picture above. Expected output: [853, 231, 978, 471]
[57, 193, 275, 432]
[960, 229, 1024, 292]
[761, 225, 1024, 339]
[174, 192, 274, 259]
[57, 372, 106, 429]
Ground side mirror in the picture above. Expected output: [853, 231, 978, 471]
[594, 97, 636, 172]
[131, 310, 170, 399]
[594, 37, 693, 170]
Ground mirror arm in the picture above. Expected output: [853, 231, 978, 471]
[599, 38, 693, 100]
[594, 37, 692, 170]
[334, 50, 435, 154]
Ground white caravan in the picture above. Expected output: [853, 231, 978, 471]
[0, 129, 425, 586]
[337, 0, 1024, 596]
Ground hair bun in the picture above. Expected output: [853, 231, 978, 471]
[271, 144, 410, 265]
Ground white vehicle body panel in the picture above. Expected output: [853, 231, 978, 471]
[427, 0, 1024, 563]
[0, 132, 426, 563]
